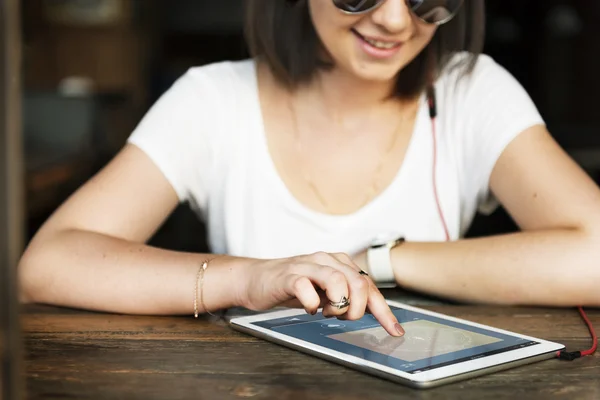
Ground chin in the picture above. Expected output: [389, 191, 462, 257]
[349, 62, 403, 83]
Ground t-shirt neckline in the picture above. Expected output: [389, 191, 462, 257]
[246, 59, 428, 225]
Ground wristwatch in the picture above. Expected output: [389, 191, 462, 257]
[367, 235, 405, 288]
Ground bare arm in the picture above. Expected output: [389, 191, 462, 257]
[18, 144, 242, 314]
[19, 144, 403, 335]
[377, 126, 600, 306]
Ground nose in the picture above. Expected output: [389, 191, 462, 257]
[370, 0, 414, 34]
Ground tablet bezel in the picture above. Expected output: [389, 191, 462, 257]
[229, 301, 565, 388]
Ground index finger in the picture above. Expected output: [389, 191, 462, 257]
[366, 285, 405, 337]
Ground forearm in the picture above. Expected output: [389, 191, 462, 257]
[19, 229, 252, 315]
[393, 229, 600, 307]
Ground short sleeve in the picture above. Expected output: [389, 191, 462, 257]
[127, 69, 218, 211]
[448, 54, 546, 215]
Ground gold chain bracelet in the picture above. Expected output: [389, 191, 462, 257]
[194, 260, 217, 317]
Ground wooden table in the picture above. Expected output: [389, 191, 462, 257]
[22, 300, 600, 400]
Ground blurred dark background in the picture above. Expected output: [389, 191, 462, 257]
[18, 0, 600, 253]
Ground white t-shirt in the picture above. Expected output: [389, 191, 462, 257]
[127, 53, 544, 258]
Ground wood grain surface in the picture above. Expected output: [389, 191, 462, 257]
[22, 303, 600, 400]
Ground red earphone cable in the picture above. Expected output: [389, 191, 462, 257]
[427, 88, 596, 360]
[556, 306, 598, 360]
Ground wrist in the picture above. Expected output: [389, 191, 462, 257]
[367, 236, 405, 288]
[215, 255, 259, 309]
[389, 241, 417, 287]
[200, 255, 257, 310]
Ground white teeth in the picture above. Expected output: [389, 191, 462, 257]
[364, 37, 397, 49]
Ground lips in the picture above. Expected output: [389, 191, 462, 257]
[352, 29, 402, 50]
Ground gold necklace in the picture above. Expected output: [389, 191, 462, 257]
[288, 94, 405, 214]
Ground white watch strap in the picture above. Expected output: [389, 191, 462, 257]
[367, 245, 397, 287]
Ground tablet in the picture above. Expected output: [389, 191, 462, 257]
[229, 301, 565, 389]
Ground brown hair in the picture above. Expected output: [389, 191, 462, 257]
[244, 0, 486, 99]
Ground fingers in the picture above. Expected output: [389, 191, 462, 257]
[329, 253, 369, 320]
[281, 252, 404, 337]
[316, 268, 352, 318]
[365, 284, 404, 337]
[301, 252, 364, 318]
[328, 252, 404, 337]
[286, 266, 349, 317]
[284, 275, 321, 315]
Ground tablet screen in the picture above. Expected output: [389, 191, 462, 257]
[251, 306, 540, 374]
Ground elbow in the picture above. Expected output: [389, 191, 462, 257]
[17, 224, 75, 305]
[19, 224, 91, 306]
[17, 235, 59, 305]
[18, 247, 43, 304]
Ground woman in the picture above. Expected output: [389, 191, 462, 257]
[18, 0, 600, 337]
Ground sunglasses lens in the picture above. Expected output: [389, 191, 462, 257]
[407, 0, 463, 24]
[333, 0, 383, 13]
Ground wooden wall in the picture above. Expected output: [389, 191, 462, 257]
[0, 0, 24, 398]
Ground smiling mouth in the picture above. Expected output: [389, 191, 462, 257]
[352, 29, 402, 50]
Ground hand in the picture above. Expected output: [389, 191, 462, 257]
[351, 249, 370, 275]
[239, 252, 405, 337]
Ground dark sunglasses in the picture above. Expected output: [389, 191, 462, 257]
[333, 0, 464, 25]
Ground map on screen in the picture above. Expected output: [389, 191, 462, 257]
[328, 320, 502, 362]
